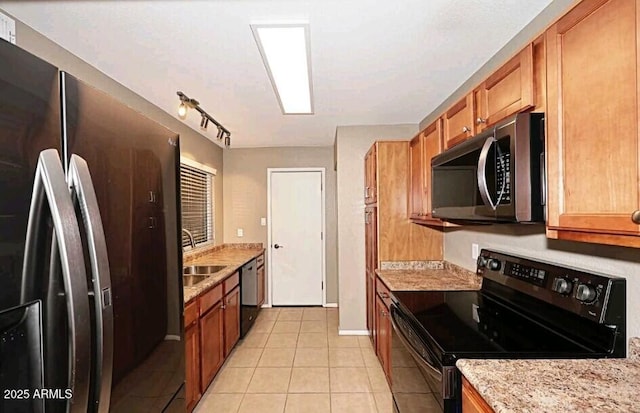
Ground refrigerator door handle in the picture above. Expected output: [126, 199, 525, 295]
[68, 154, 113, 413]
[21, 149, 91, 413]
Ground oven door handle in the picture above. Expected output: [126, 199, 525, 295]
[390, 307, 442, 380]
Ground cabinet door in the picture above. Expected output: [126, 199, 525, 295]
[462, 377, 495, 413]
[223, 286, 240, 357]
[257, 265, 265, 307]
[375, 295, 391, 379]
[443, 94, 475, 149]
[421, 119, 443, 219]
[200, 301, 224, 389]
[546, 0, 640, 245]
[475, 44, 534, 130]
[185, 321, 201, 412]
[369, 144, 378, 203]
[409, 134, 423, 219]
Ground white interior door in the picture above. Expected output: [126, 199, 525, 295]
[270, 170, 324, 306]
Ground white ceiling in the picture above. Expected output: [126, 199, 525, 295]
[1, 1, 553, 148]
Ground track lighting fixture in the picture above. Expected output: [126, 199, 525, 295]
[176, 91, 231, 147]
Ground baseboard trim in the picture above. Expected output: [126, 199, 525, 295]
[164, 334, 181, 341]
[323, 303, 338, 308]
[338, 329, 369, 336]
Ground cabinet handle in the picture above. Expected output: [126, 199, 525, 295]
[221, 304, 226, 310]
[380, 292, 389, 299]
[476, 117, 486, 125]
[632, 210, 640, 224]
[462, 126, 471, 133]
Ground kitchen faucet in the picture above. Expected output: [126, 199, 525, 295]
[182, 228, 196, 249]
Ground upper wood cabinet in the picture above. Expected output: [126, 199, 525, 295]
[443, 93, 475, 149]
[409, 133, 424, 219]
[474, 44, 534, 131]
[409, 119, 445, 224]
[546, 0, 640, 247]
[364, 144, 377, 204]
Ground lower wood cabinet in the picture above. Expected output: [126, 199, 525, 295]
[257, 263, 265, 307]
[223, 286, 240, 357]
[462, 376, 495, 413]
[374, 276, 392, 384]
[184, 301, 201, 413]
[199, 301, 224, 389]
[184, 271, 242, 412]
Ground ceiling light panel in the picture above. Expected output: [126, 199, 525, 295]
[251, 24, 313, 115]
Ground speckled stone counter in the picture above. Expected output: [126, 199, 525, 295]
[183, 244, 264, 304]
[457, 338, 640, 413]
[375, 262, 482, 291]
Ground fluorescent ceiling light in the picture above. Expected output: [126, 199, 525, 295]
[251, 24, 313, 115]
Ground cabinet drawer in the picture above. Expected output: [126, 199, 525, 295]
[375, 277, 392, 308]
[200, 284, 223, 316]
[256, 254, 264, 268]
[185, 300, 199, 328]
[224, 272, 240, 295]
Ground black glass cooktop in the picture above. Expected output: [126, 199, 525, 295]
[392, 290, 607, 365]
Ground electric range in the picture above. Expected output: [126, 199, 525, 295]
[389, 249, 626, 413]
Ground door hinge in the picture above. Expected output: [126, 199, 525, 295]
[322, 281, 324, 290]
[321, 232, 323, 240]
[321, 181, 323, 191]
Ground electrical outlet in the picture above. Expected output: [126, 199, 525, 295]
[260, 217, 266, 226]
[237, 228, 244, 237]
[471, 243, 479, 260]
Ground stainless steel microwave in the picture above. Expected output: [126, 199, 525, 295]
[431, 112, 545, 223]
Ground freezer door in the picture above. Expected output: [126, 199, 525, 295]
[21, 149, 91, 413]
[68, 154, 114, 413]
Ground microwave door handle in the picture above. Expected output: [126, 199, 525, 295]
[21, 149, 91, 413]
[68, 154, 114, 413]
[477, 136, 497, 210]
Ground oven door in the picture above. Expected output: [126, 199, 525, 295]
[390, 304, 458, 413]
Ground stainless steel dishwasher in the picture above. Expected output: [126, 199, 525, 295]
[240, 259, 259, 337]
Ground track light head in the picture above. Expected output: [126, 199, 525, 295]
[216, 127, 224, 140]
[224, 133, 231, 147]
[178, 102, 187, 118]
[200, 115, 209, 130]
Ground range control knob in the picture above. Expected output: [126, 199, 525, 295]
[576, 284, 597, 303]
[477, 256, 488, 268]
[552, 278, 573, 295]
[487, 259, 502, 271]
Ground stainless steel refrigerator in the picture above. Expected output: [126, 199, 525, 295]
[0, 40, 184, 412]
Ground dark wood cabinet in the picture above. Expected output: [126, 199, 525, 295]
[375, 293, 391, 382]
[199, 301, 224, 389]
[223, 286, 240, 357]
[184, 301, 201, 413]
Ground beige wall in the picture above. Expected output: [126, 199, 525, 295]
[6, 10, 224, 336]
[223, 147, 338, 304]
[335, 124, 418, 332]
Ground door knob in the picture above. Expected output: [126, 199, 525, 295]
[274, 244, 284, 249]
[632, 210, 640, 224]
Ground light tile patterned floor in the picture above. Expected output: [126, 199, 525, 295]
[194, 307, 392, 413]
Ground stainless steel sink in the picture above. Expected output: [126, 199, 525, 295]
[182, 274, 209, 287]
[183, 265, 227, 275]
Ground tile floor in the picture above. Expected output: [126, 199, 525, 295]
[193, 306, 393, 413]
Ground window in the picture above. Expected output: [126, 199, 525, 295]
[180, 158, 216, 249]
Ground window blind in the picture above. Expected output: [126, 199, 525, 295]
[180, 163, 214, 248]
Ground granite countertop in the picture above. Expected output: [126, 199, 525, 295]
[183, 244, 265, 304]
[375, 262, 482, 291]
[457, 338, 640, 413]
